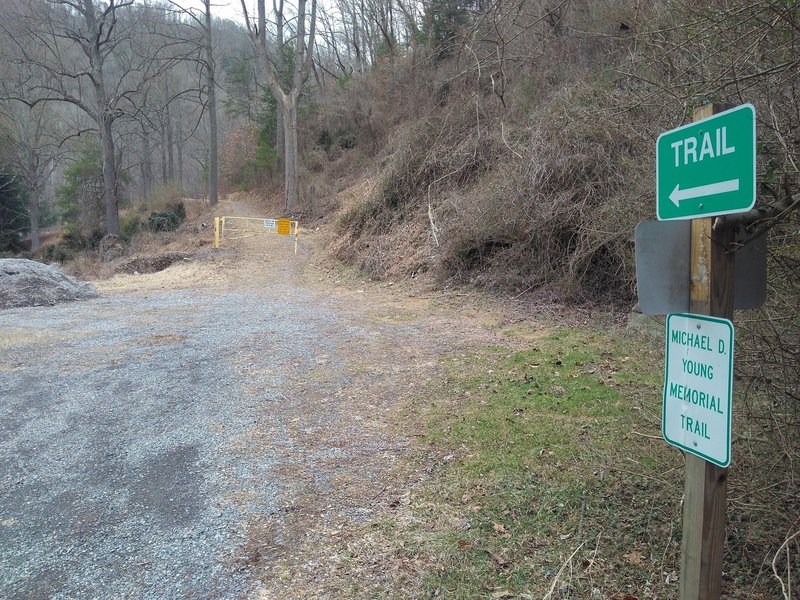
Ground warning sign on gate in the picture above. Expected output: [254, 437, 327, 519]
[277, 218, 292, 235]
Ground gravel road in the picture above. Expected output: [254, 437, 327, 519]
[0, 237, 482, 599]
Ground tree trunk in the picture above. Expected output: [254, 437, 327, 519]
[85, 0, 120, 237]
[276, 102, 285, 173]
[207, 82, 218, 205]
[23, 147, 41, 252]
[176, 117, 184, 194]
[141, 124, 153, 201]
[361, 0, 374, 66]
[204, 0, 218, 206]
[161, 127, 168, 184]
[27, 186, 41, 252]
[352, 9, 362, 74]
[101, 116, 120, 236]
[274, 0, 285, 173]
[283, 92, 299, 212]
[166, 104, 175, 182]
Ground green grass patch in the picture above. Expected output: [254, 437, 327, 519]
[396, 327, 688, 599]
[430, 329, 661, 471]
[338, 323, 796, 600]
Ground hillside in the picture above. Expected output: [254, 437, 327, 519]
[307, 1, 800, 497]
[311, 4, 796, 303]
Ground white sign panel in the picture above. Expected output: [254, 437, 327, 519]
[663, 313, 734, 467]
[263, 219, 277, 229]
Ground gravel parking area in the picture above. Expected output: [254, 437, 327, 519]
[2, 283, 312, 598]
[0, 238, 488, 599]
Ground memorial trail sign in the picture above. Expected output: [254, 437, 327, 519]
[663, 313, 734, 467]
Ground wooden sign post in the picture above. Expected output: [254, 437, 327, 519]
[680, 103, 735, 600]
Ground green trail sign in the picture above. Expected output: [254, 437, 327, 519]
[656, 104, 756, 220]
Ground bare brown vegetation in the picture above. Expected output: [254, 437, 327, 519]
[315, 1, 799, 594]
[322, 0, 799, 412]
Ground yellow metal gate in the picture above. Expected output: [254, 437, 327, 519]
[213, 216, 299, 253]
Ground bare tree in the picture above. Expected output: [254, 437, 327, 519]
[0, 26, 59, 251]
[0, 102, 60, 252]
[242, 0, 318, 212]
[1, 0, 163, 236]
[165, 0, 220, 205]
[203, 0, 219, 205]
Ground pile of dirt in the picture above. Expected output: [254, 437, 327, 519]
[0, 259, 99, 310]
[116, 252, 193, 275]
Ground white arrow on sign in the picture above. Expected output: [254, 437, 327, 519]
[669, 179, 740, 207]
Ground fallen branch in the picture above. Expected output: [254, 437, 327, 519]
[772, 528, 800, 600]
[715, 192, 800, 238]
[543, 540, 586, 600]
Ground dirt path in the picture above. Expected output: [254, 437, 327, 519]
[0, 218, 514, 599]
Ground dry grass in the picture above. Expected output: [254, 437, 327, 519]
[291, 325, 797, 599]
[331, 81, 655, 302]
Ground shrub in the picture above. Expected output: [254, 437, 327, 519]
[55, 140, 103, 228]
[39, 244, 74, 263]
[317, 128, 333, 153]
[146, 202, 186, 233]
[36, 223, 105, 263]
[61, 226, 87, 251]
[120, 214, 143, 241]
[169, 201, 186, 223]
[147, 211, 180, 232]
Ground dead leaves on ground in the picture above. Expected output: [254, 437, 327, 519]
[490, 552, 511, 569]
[492, 522, 511, 537]
[622, 549, 644, 565]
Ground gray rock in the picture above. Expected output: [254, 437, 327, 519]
[0, 259, 99, 310]
[627, 303, 664, 337]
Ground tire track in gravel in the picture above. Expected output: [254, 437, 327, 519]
[0, 229, 508, 599]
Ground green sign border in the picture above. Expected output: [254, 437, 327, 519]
[656, 104, 756, 221]
[662, 313, 734, 467]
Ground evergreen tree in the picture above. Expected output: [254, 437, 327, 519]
[422, 0, 472, 58]
[224, 55, 258, 123]
[0, 171, 28, 252]
[55, 141, 104, 229]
